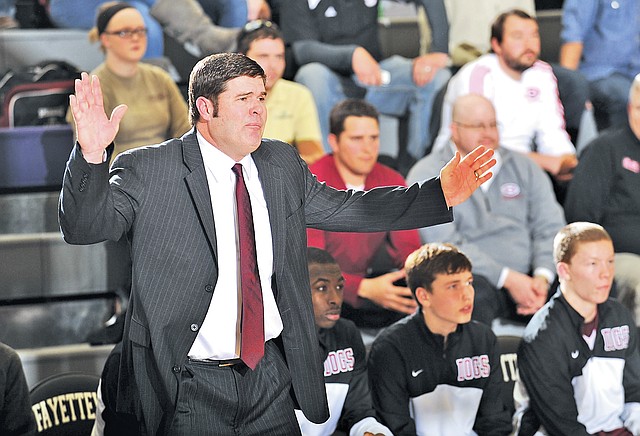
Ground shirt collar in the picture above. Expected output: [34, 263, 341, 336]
[197, 130, 258, 182]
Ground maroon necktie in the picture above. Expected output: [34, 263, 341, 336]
[232, 163, 264, 369]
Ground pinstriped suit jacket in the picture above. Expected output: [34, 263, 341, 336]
[59, 130, 453, 434]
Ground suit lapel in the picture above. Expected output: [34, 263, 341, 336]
[253, 143, 286, 277]
[182, 130, 218, 261]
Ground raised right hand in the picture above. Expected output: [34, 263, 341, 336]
[69, 72, 127, 163]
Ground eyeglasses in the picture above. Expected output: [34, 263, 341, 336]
[241, 19, 279, 34]
[454, 121, 500, 132]
[103, 27, 148, 39]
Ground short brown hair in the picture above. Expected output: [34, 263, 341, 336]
[329, 99, 379, 137]
[491, 9, 536, 45]
[405, 243, 472, 299]
[237, 20, 283, 55]
[188, 53, 265, 125]
[553, 222, 612, 264]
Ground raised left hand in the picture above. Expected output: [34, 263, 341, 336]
[440, 145, 496, 207]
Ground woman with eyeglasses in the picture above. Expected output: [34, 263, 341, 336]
[49, 0, 239, 61]
[66, 2, 190, 162]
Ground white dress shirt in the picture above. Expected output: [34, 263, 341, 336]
[188, 131, 283, 360]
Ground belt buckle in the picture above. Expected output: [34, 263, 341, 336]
[218, 361, 235, 367]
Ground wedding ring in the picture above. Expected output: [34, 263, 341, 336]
[474, 170, 480, 180]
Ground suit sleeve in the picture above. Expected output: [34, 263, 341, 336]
[368, 337, 416, 435]
[303, 166, 452, 234]
[59, 145, 142, 245]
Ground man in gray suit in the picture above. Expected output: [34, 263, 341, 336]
[60, 52, 495, 435]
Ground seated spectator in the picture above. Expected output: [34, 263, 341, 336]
[515, 222, 640, 435]
[238, 20, 324, 165]
[443, 0, 590, 146]
[560, 0, 640, 131]
[564, 74, 640, 326]
[368, 242, 512, 435]
[295, 247, 392, 436]
[65, 2, 190, 162]
[307, 99, 421, 329]
[48, 0, 239, 60]
[408, 94, 566, 325]
[280, 0, 451, 166]
[0, 342, 36, 435]
[433, 9, 577, 184]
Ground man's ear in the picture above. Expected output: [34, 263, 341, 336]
[327, 133, 339, 154]
[196, 96, 213, 120]
[450, 122, 460, 144]
[415, 287, 430, 307]
[557, 262, 570, 281]
[490, 37, 500, 55]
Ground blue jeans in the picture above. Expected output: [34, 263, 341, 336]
[48, 0, 163, 58]
[196, 0, 246, 27]
[295, 55, 450, 158]
[0, 0, 15, 16]
[590, 73, 632, 131]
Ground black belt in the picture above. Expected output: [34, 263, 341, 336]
[189, 357, 244, 367]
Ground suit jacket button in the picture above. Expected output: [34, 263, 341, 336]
[190, 323, 199, 332]
[172, 365, 181, 373]
[204, 285, 214, 293]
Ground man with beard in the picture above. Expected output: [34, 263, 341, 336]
[432, 9, 577, 185]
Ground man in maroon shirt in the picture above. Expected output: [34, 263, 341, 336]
[308, 99, 421, 328]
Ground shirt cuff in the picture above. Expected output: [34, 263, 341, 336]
[497, 267, 509, 289]
[533, 267, 554, 285]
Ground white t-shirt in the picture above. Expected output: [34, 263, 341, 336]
[433, 54, 574, 157]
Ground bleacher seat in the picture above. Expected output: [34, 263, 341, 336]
[0, 29, 102, 72]
[0, 125, 74, 192]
